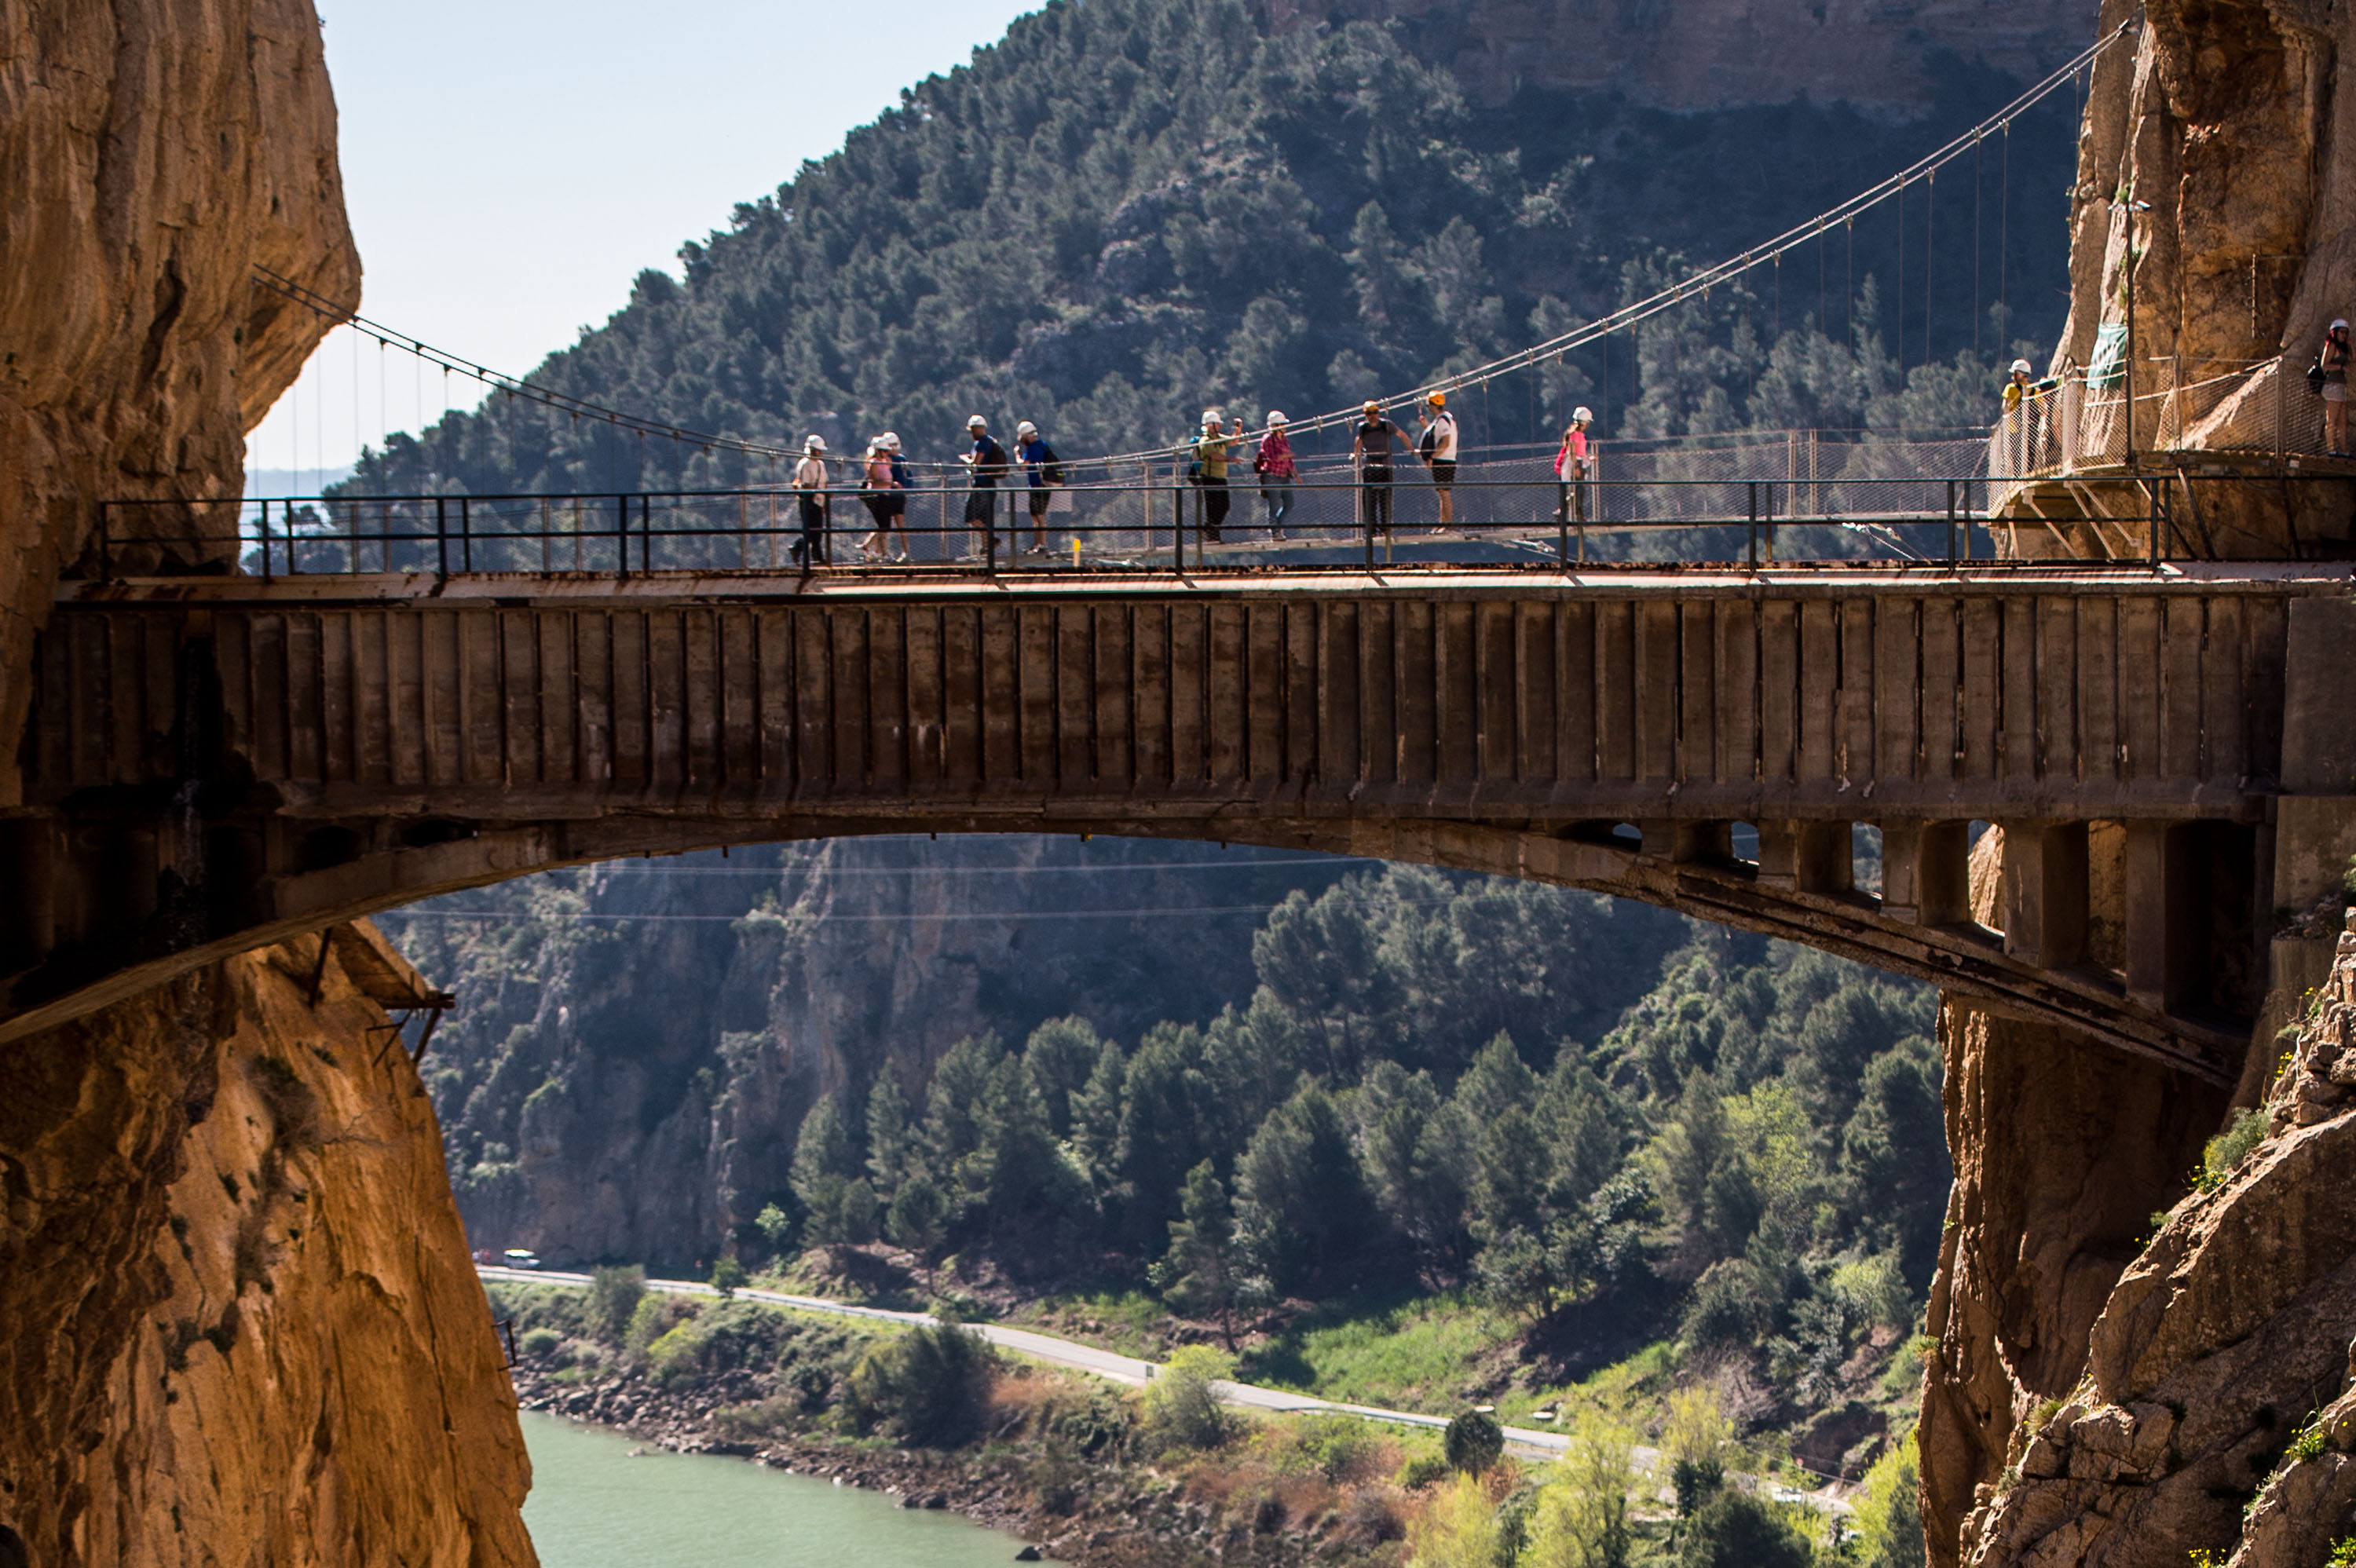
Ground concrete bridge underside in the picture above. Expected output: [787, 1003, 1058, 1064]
[9, 565, 2356, 1078]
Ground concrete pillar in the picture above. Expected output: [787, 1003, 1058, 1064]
[2001, 820, 2090, 968]
[1759, 820, 1853, 895]
[1641, 820, 1731, 864]
[0, 815, 58, 973]
[1881, 821, 1971, 926]
[2122, 821, 2200, 1010]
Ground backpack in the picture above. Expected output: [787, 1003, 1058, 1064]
[1039, 444, 1066, 485]
[1416, 420, 1440, 459]
[2309, 360, 2329, 397]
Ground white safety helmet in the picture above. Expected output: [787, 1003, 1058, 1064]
[2010, 358, 2033, 376]
[882, 431, 902, 452]
[804, 433, 827, 452]
[967, 415, 988, 431]
[1016, 420, 1039, 440]
[1202, 408, 1224, 428]
[2334, 320, 2351, 334]
[1266, 410, 1287, 427]
[1571, 406, 1593, 425]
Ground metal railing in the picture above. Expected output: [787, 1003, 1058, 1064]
[93, 470, 2010, 579]
[1986, 353, 2330, 512]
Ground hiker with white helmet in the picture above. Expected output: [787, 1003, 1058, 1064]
[2003, 359, 2037, 415]
[1417, 391, 1459, 531]
[1190, 410, 1235, 543]
[1253, 411, 1297, 538]
[858, 437, 900, 564]
[791, 434, 831, 569]
[2323, 321, 2351, 456]
[1553, 408, 1595, 534]
[1015, 419, 1063, 555]
[2000, 359, 2048, 474]
[960, 415, 1010, 543]
[882, 433, 912, 561]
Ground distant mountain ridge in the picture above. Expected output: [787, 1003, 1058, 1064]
[1271, 0, 2098, 114]
[348, 0, 2085, 501]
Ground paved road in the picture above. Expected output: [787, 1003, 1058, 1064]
[476, 1265, 1573, 1457]
[477, 1265, 1854, 1512]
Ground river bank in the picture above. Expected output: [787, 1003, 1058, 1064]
[493, 1281, 1423, 1567]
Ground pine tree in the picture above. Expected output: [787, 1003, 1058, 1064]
[1148, 1159, 1243, 1347]
[866, 1071, 914, 1196]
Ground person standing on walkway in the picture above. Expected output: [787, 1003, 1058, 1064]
[1015, 420, 1061, 555]
[1353, 400, 1407, 541]
[1191, 411, 1234, 543]
[1253, 411, 1296, 539]
[960, 415, 1009, 550]
[1417, 391, 1459, 531]
[858, 438, 899, 563]
[792, 434, 831, 569]
[881, 432, 913, 562]
[1553, 407, 1593, 532]
[2324, 321, 2352, 457]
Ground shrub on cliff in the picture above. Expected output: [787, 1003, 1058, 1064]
[1142, 1345, 1235, 1452]
[1442, 1409, 1503, 1475]
[589, 1265, 646, 1338]
[843, 1323, 1000, 1447]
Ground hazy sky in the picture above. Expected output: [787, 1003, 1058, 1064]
[248, 0, 1040, 489]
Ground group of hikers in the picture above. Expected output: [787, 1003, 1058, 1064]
[779, 396, 1603, 567]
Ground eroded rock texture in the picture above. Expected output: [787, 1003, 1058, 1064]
[0, 926, 533, 1565]
[1941, 911, 2356, 1566]
[0, 0, 357, 805]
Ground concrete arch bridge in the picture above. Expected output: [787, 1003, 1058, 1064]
[9, 562, 2355, 1084]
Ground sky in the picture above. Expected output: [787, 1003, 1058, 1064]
[247, 0, 1041, 493]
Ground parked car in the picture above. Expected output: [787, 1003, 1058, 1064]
[501, 1248, 542, 1270]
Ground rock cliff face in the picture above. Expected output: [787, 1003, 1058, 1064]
[0, 0, 357, 806]
[1263, 0, 2098, 112]
[0, 926, 533, 1565]
[1938, 910, 2356, 1566]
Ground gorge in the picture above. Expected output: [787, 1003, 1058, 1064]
[7, 0, 2356, 1565]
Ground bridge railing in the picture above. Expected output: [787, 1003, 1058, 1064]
[93, 471, 2019, 578]
[1985, 353, 2327, 511]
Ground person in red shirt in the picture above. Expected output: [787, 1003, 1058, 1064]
[1553, 407, 1594, 529]
[1253, 411, 1297, 539]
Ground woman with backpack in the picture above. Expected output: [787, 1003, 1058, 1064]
[858, 438, 899, 563]
[881, 433, 913, 562]
[791, 434, 831, 569]
[1253, 411, 1296, 539]
[1191, 411, 1235, 544]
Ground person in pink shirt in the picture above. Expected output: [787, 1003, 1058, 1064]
[1553, 407, 1594, 528]
[1253, 411, 1297, 539]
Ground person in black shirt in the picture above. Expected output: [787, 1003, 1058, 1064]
[1352, 400, 1409, 540]
[961, 415, 1009, 543]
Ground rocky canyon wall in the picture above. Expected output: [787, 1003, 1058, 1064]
[0, 927, 533, 1565]
[0, 0, 358, 807]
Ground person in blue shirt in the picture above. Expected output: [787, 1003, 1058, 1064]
[1015, 420, 1062, 556]
[960, 416, 1009, 549]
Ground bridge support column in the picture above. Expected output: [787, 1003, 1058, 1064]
[1641, 820, 1732, 864]
[2122, 821, 2200, 1011]
[2001, 821, 2090, 969]
[1881, 821, 1971, 927]
[1758, 820, 1853, 895]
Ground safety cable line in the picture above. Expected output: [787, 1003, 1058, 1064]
[251, 265, 802, 464]
[1075, 17, 2135, 465]
[252, 18, 2127, 478]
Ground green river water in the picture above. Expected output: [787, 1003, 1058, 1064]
[519, 1411, 1026, 1566]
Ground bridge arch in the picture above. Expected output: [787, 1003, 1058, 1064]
[10, 565, 2345, 1081]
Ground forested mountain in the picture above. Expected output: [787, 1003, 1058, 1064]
[347, 0, 2083, 495]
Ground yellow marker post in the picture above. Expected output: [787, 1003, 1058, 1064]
[1072, 537, 1082, 570]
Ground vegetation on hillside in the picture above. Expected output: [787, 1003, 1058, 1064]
[342, 0, 2076, 495]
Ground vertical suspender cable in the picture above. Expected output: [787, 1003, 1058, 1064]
[2000, 119, 2010, 349]
[1925, 170, 1935, 368]
[1897, 177, 1907, 375]
[1974, 134, 1984, 360]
